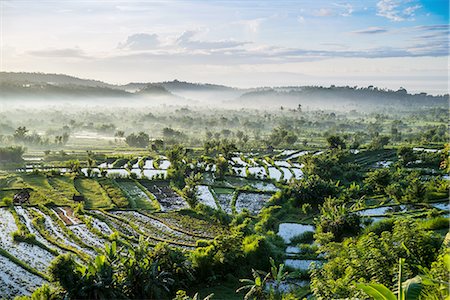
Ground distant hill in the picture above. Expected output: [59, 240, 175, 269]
[0, 81, 131, 98]
[0, 72, 114, 88]
[236, 86, 449, 108]
[135, 84, 175, 97]
[158, 79, 236, 92]
[0, 72, 447, 108]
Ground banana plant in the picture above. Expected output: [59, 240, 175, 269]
[357, 256, 450, 300]
[236, 269, 271, 300]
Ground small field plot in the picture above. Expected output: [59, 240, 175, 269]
[223, 176, 279, 192]
[91, 210, 140, 239]
[19, 174, 70, 205]
[212, 187, 234, 214]
[140, 181, 188, 211]
[68, 224, 107, 249]
[88, 216, 114, 235]
[30, 208, 96, 257]
[74, 178, 112, 209]
[154, 211, 228, 239]
[15, 206, 61, 252]
[115, 180, 155, 209]
[53, 207, 81, 225]
[235, 192, 272, 214]
[98, 179, 129, 208]
[112, 211, 197, 246]
[196, 185, 217, 209]
[47, 175, 78, 201]
[0, 254, 46, 298]
[0, 208, 55, 272]
[348, 149, 397, 169]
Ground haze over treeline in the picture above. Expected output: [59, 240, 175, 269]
[1, 72, 448, 110]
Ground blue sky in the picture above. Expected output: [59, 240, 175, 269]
[1, 0, 448, 93]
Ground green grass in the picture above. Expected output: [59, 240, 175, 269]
[20, 174, 71, 205]
[47, 175, 78, 199]
[115, 180, 155, 210]
[0, 190, 15, 206]
[74, 178, 112, 209]
[212, 187, 235, 195]
[98, 179, 129, 208]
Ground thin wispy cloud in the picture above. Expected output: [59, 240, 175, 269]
[334, 3, 354, 17]
[352, 27, 388, 34]
[27, 48, 90, 59]
[176, 31, 250, 50]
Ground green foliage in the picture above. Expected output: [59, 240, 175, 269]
[326, 135, 346, 150]
[283, 175, 339, 207]
[125, 132, 150, 148]
[0, 146, 25, 163]
[397, 147, 416, 166]
[236, 257, 288, 300]
[368, 135, 390, 150]
[48, 241, 195, 299]
[310, 219, 442, 299]
[266, 127, 298, 147]
[364, 168, 392, 194]
[314, 197, 361, 244]
[215, 156, 229, 180]
[23, 284, 62, 300]
[356, 283, 397, 300]
[167, 145, 189, 189]
[301, 150, 360, 182]
[181, 173, 203, 208]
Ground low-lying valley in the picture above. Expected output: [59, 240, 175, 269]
[0, 72, 448, 299]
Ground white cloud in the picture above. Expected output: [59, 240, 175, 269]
[313, 8, 334, 17]
[334, 3, 354, 17]
[376, 0, 422, 22]
[118, 33, 160, 50]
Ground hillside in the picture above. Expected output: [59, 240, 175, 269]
[0, 82, 131, 98]
[0, 72, 114, 88]
[1, 72, 448, 108]
[236, 86, 449, 108]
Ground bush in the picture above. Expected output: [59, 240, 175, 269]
[364, 218, 395, 235]
[290, 231, 314, 244]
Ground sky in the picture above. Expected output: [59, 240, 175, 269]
[0, 0, 448, 94]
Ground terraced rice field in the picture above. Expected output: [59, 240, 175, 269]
[0, 209, 55, 272]
[140, 181, 188, 211]
[0, 203, 229, 297]
[0, 169, 295, 297]
[115, 180, 155, 209]
[74, 178, 112, 209]
[211, 187, 234, 214]
[0, 254, 45, 298]
[197, 185, 217, 209]
[235, 192, 272, 214]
